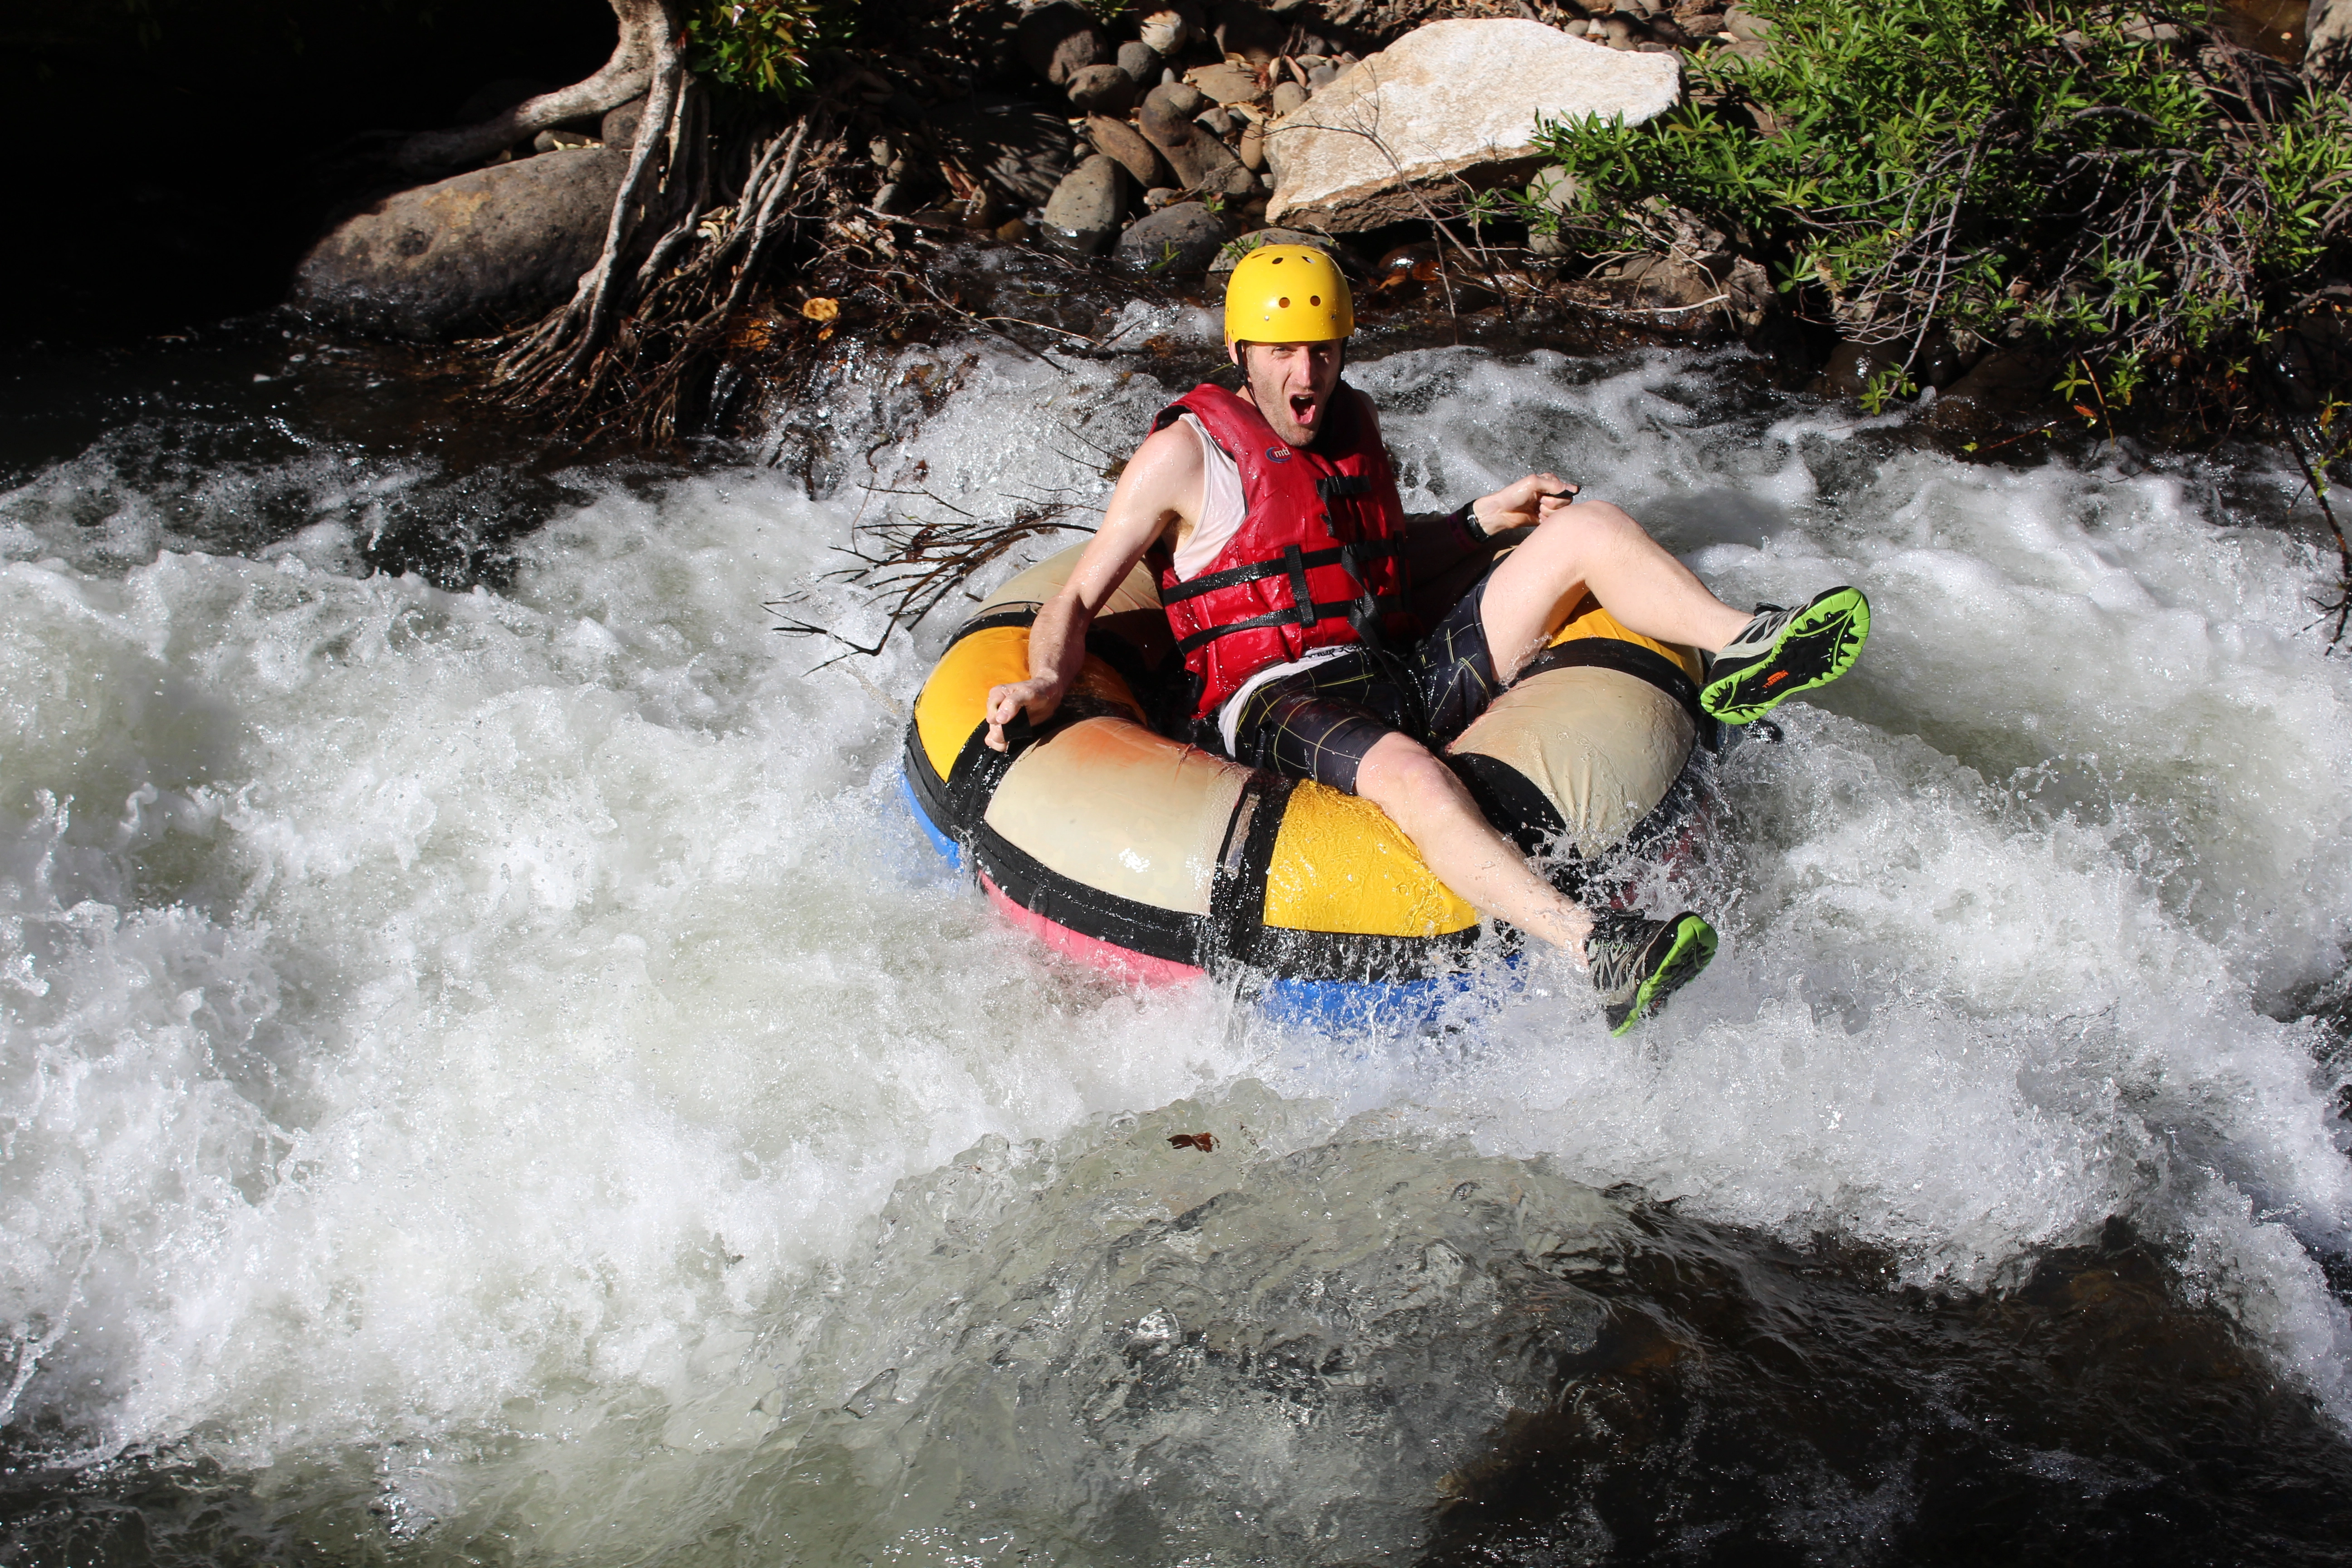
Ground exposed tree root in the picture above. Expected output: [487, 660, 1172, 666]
[395, 0, 667, 173]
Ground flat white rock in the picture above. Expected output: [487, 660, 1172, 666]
[1265, 19, 1681, 232]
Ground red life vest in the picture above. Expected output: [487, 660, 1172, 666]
[1153, 383, 1415, 720]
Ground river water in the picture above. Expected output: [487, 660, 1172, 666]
[4, 311, 2351, 1564]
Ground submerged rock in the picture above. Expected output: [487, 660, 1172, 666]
[292, 147, 627, 342]
[1265, 19, 1681, 232]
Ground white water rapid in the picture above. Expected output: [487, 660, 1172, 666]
[4, 331, 2350, 1563]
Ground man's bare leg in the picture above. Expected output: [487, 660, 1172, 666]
[1480, 498, 1749, 682]
[1352, 733, 1592, 951]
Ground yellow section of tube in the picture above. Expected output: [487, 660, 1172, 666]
[1260, 782, 1480, 937]
[911, 625, 1144, 783]
[1549, 599, 1704, 683]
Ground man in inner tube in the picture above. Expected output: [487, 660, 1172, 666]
[984, 245, 1870, 1033]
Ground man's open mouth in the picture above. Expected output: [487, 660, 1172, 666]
[1289, 394, 1318, 423]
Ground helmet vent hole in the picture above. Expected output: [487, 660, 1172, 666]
[1271, 256, 1284, 264]
[1278, 296, 1290, 308]
[1310, 295, 1321, 306]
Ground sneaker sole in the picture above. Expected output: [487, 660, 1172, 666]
[1607, 913, 1718, 1036]
[1702, 588, 1871, 725]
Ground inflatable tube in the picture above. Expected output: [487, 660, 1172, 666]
[900, 542, 1710, 1024]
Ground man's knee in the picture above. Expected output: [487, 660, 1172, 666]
[1355, 735, 1468, 821]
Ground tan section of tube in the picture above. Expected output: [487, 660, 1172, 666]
[1450, 667, 1695, 856]
[984, 717, 1249, 917]
[984, 543, 1162, 617]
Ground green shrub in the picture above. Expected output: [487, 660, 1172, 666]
[1530, 0, 2352, 412]
[686, 0, 852, 99]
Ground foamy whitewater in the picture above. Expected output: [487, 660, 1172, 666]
[4, 330, 2350, 1561]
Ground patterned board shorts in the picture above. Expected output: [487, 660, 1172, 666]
[1223, 568, 1500, 794]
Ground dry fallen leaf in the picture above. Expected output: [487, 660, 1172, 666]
[801, 297, 841, 323]
[1167, 1132, 1215, 1153]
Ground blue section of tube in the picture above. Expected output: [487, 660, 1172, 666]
[898, 770, 962, 870]
[1258, 956, 1519, 1034]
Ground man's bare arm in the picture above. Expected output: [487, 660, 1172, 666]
[983, 420, 1202, 749]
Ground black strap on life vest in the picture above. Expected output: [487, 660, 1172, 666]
[1158, 537, 1400, 603]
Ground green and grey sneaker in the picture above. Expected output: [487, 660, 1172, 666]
[1584, 911, 1718, 1035]
[1701, 587, 1871, 725]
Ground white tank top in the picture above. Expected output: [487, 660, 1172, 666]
[1172, 412, 1247, 580]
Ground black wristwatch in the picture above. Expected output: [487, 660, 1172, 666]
[1450, 500, 1487, 544]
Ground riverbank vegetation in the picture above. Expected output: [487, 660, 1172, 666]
[1530, 0, 2352, 635]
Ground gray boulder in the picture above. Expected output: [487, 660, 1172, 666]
[1067, 63, 1137, 115]
[1267, 19, 1679, 231]
[1017, 0, 1115, 86]
[1043, 155, 1129, 255]
[292, 147, 627, 342]
[1117, 40, 1164, 84]
[1113, 202, 1235, 276]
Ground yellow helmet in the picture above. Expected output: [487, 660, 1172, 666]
[1224, 244, 1353, 343]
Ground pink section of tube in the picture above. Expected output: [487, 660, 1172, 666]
[980, 875, 1206, 988]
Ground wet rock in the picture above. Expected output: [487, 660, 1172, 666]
[1270, 80, 1309, 117]
[1138, 3, 1202, 56]
[601, 95, 647, 148]
[1086, 113, 1177, 190]
[1118, 40, 1165, 84]
[1042, 154, 1128, 255]
[1816, 339, 1907, 400]
[292, 147, 627, 342]
[1208, 226, 1356, 274]
[996, 218, 1035, 244]
[1113, 201, 1235, 276]
[1145, 186, 1183, 210]
[1931, 348, 2060, 430]
[935, 97, 1074, 208]
[1139, 83, 1257, 197]
[1068, 62, 1137, 115]
[1266, 19, 1679, 232]
[1188, 61, 1266, 104]
[1017, 0, 1116, 87]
